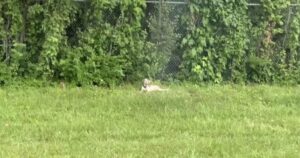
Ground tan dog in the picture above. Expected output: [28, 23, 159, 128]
[141, 79, 168, 92]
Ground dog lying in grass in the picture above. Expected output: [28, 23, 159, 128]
[141, 79, 168, 92]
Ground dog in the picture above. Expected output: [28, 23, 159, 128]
[141, 79, 168, 92]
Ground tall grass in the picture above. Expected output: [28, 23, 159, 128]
[0, 85, 299, 157]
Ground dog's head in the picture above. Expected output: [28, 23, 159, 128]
[143, 78, 151, 87]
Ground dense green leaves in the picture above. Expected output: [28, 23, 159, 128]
[180, 0, 300, 84]
[180, 0, 249, 83]
[0, 0, 153, 86]
[0, 0, 299, 86]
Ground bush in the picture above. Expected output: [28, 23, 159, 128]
[0, 63, 12, 86]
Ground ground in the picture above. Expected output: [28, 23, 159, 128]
[0, 85, 299, 157]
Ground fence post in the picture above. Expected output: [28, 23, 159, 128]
[283, 6, 293, 48]
[159, 0, 162, 43]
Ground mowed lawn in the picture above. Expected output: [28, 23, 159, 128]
[0, 85, 299, 157]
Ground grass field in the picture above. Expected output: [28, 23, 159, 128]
[0, 85, 299, 157]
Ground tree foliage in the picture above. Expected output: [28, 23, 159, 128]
[0, 0, 155, 86]
[180, 0, 300, 84]
[0, 0, 299, 86]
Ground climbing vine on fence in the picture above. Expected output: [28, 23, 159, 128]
[0, 0, 300, 86]
[0, 0, 155, 86]
[180, 0, 249, 83]
[180, 0, 300, 84]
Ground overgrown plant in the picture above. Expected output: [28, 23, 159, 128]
[180, 0, 249, 83]
[180, 0, 300, 84]
[0, 0, 300, 86]
[0, 0, 152, 86]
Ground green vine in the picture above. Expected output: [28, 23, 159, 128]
[180, 0, 300, 84]
[0, 0, 300, 86]
[181, 0, 249, 83]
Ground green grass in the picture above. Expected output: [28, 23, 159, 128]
[0, 85, 299, 157]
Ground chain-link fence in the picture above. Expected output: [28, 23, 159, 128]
[144, 0, 188, 80]
[144, 0, 300, 81]
[1, 0, 300, 84]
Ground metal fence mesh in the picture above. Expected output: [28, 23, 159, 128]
[1, 0, 300, 82]
[144, 1, 187, 80]
[144, 0, 300, 80]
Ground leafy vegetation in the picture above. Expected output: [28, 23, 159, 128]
[0, 85, 299, 157]
[0, 0, 153, 86]
[0, 0, 300, 86]
[180, 0, 300, 84]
